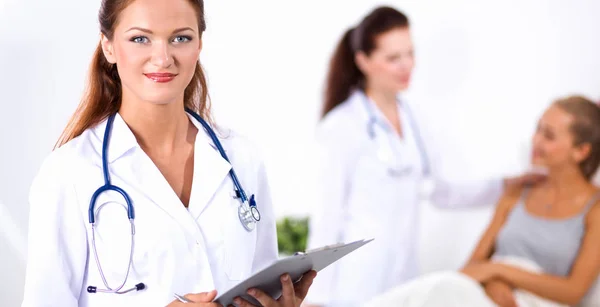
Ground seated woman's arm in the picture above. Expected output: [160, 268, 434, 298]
[492, 203, 600, 306]
[464, 188, 521, 265]
[460, 189, 521, 307]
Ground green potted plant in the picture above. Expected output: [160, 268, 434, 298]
[276, 216, 309, 257]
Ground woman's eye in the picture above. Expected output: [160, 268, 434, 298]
[173, 36, 192, 43]
[131, 36, 149, 44]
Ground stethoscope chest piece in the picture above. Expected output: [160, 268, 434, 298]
[250, 206, 261, 222]
[238, 194, 260, 232]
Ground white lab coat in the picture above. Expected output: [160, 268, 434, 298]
[21, 113, 278, 307]
[303, 91, 504, 307]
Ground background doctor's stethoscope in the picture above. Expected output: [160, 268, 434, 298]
[361, 95, 430, 178]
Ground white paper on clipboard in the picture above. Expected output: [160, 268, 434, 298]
[214, 238, 374, 306]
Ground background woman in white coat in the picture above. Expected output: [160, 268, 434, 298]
[21, 0, 315, 306]
[303, 6, 543, 307]
[363, 96, 600, 307]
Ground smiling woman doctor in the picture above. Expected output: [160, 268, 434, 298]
[303, 6, 543, 307]
[21, 0, 316, 307]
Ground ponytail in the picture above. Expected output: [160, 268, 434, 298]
[321, 28, 363, 118]
[320, 6, 410, 118]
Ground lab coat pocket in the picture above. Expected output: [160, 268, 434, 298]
[130, 213, 174, 279]
[223, 198, 258, 281]
[356, 144, 415, 181]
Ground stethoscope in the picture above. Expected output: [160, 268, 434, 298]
[86, 108, 260, 295]
[361, 95, 430, 177]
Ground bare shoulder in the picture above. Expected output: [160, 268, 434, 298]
[586, 197, 600, 226]
[496, 185, 525, 216]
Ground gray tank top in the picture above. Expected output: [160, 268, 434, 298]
[494, 189, 600, 277]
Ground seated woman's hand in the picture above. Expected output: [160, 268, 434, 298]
[503, 171, 547, 192]
[484, 280, 517, 307]
[460, 262, 500, 283]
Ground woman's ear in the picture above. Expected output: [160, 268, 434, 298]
[100, 34, 117, 64]
[573, 142, 592, 163]
[354, 51, 369, 75]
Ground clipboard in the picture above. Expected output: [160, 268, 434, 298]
[215, 238, 374, 306]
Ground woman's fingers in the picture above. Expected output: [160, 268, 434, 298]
[239, 286, 277, 307]
[293, 271, 317, 300]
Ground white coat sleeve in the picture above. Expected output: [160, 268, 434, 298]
[251, 158, 279, 272]
[430, 177, 504, 208]
[303, 134, 350, 306]
[21, 153, 88, 307]
[408, 103, 505, 209]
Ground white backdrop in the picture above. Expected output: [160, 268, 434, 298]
[1, 0, 599, 305]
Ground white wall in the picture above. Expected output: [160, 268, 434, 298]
[1, 0, 599, 305]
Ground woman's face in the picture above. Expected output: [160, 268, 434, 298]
[356, 27, 414, 93]
[531, 105, 589, 170]
[101, 0, 202, 106]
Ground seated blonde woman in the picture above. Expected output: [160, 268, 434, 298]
[364, 96, 600, 307]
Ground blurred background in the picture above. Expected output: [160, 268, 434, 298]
[1, 0, 599, 305]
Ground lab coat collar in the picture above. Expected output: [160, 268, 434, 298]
[91, 111, 232, 220]
[92, 113, 138, 164]
[186, 113, 233, 219]
[349, 90, 406, 130]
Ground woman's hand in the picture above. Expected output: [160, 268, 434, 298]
[231, 270, 317, 307]
[460, 262, 500, 283]
[484, 280, 517, 307]
[503, 172, 547, 191]
[166, 290, 223, 307]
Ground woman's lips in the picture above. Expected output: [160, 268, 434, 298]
[144, 73, 177, 83]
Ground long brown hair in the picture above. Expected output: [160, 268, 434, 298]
[321, 6, 409, 118]
[55, 0, 210, 148]
[554, 96, 600, 179]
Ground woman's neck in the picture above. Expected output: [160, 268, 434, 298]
[119, 96, 192, 157]
[364, 86, 402, 136]
[364, 86, 398, 116]
[542, 166, 592, 200]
